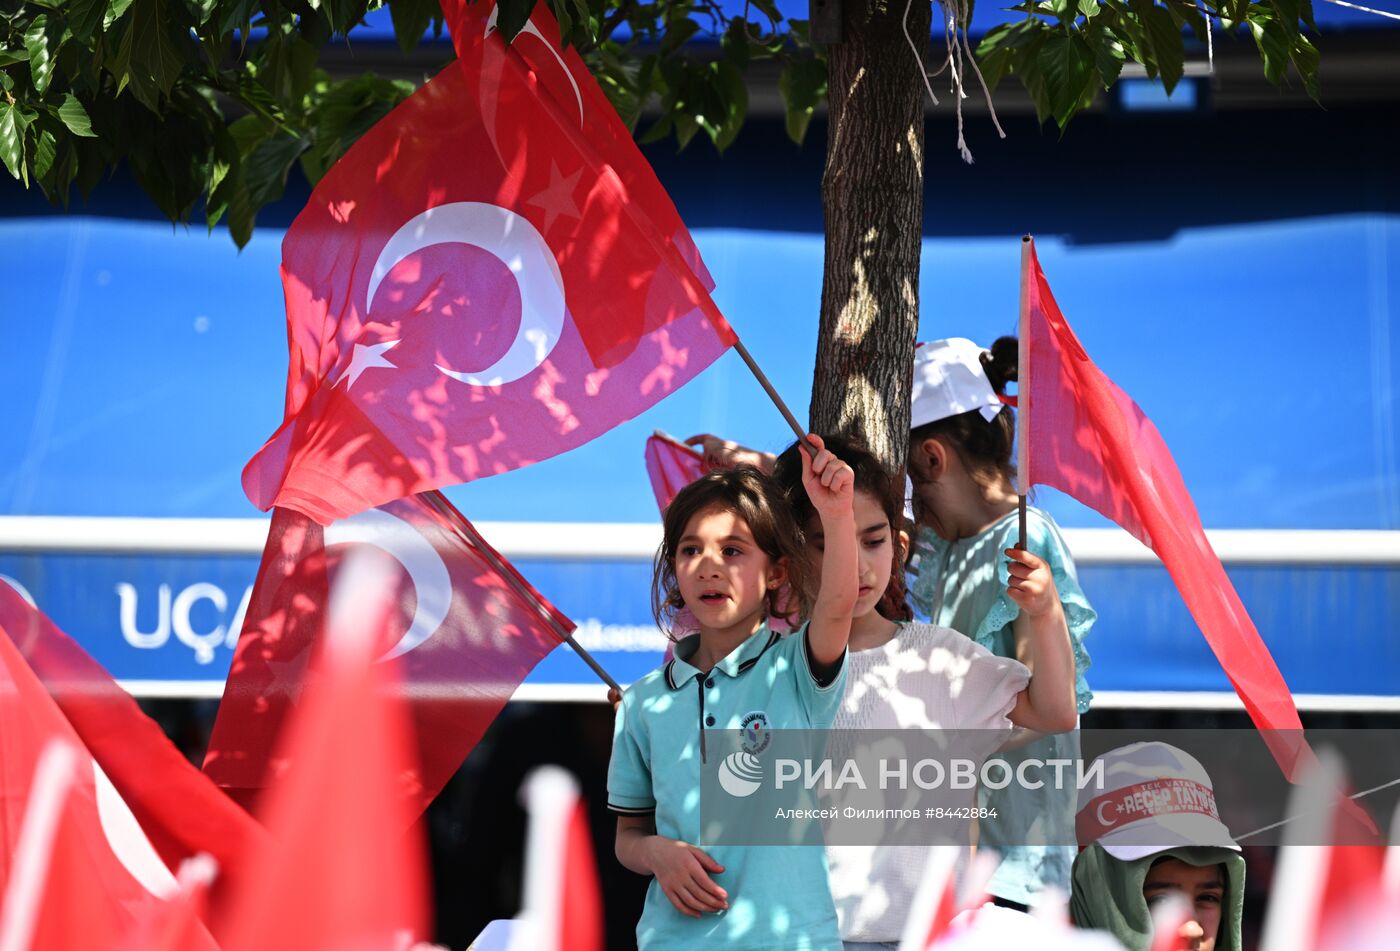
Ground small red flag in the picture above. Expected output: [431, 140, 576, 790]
[1258, 753, 1387, 951]
[644, 431, 707, 513]
[516, 767, 604, 951]
[203, 490, 573, 815]
[0, 584, 263, 890]
[242, 0, 736, 524]
[0, 639, 218, 951]
[1017, 239, 1315, 779]
[214, 551, 430, 951]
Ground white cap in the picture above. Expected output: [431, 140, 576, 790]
[1076, 742, 1240, 861]
[910, 338, 1003, 429]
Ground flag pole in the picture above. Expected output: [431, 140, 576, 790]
[733, 339, 816, 452]
[561, 633, 621, 693]
[1016, 234, 1033, 551]
[423, 492, 623, 693]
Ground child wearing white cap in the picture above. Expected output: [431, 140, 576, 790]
[1069, 742, 1246, 951]
[904, 337, 1095, 910]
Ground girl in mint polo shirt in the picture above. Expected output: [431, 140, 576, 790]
[608, 434, 858, 951]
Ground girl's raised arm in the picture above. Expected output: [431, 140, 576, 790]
[799, 433, 858, 672]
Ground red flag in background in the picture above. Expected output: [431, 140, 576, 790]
[644, 430, 707, 513]
[0, 584, 263, 888]
[1257, 752, 1387, 951]
[215, 550, 430, 951]
[242, 0, 736, 525]
[513, 767, 604, 951]
[0, 636, 218, 951]
[1017, 240, 1315, 779]
[203, 490, 573, 815]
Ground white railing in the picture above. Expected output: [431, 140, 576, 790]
[2, 516, 1400, 565]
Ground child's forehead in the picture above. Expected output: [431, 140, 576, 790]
[681, 503, 755, 538]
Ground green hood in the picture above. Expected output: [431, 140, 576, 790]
[1070, 844, 1245, 951]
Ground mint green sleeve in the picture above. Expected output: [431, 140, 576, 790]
[974, 510, 1096, 713]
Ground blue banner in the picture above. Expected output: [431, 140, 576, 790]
[2, 550, 1398, 699]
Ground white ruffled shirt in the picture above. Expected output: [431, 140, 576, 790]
[825, 622, 1030, 943]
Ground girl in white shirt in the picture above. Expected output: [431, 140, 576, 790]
[770, 436, 1079, 950]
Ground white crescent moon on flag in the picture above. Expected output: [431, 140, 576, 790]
[92, 761, 180, 899]
[485, 7, 585, 127]
[324, 507, 452, 660]
[366, 202, 566, 388]
[1096, 800, 1118, 829]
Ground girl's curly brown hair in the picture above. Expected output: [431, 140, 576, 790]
[651, 466, 808, 638]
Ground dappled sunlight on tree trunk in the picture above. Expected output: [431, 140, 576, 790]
[813, 0, 927, 471]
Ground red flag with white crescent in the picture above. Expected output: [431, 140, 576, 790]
[0, 633, 220, 951]
[203, 490, 573, 816]
[0, 583, 263, 891]
[242, 0, 736, 524]
[213, 550, 431, 951]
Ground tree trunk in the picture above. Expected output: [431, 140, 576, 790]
[810, 0, 928, 473]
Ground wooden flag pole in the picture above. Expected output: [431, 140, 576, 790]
[1017, 234, 1033, 552]
[733, 339, 816, 453]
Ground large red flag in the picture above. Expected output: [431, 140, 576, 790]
[1017, 239, 1315, 777]
[0, 638, 218, 951]
[215, 551, 430, 951]
[644, 430, 707, 513]
[203, 489, 574, 815]
[242, 0, 736, 525]
[0, 583, 263, 887]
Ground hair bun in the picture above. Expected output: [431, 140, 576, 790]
[980, 336, 1019, 395]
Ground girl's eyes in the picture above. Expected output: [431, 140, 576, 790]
[722, 546, 744, 557]
[863, 535, 889, 549]
[679, 545, 701, 556]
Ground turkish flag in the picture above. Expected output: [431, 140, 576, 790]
[1018, 240, 1317, 779]
[242, 0, 736, 525]
[0, 583, 263, 892]
[0, 635, 219, 951]
[214, 551, 430, 951]
[203, 490, 573, 816]
[515, 767, 604, 951]
[644, 431, 707, 513]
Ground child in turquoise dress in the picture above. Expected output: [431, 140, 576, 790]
[905, 336, 1095, 909]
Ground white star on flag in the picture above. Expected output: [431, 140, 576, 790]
[337, 340, 401, 391]
[525, 162, 583, 235]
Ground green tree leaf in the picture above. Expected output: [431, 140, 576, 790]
[105, 0, 137, 31]
[57, 94, 98, 136]
[0, 103, 27, 180]
[32, 125, 57, 179]
[496, 0, 538, 42]
[1130, 0, 1184, 91]
[778, 56, 826, 145]
[1037, 30, 1096, 127]
[388, 0, 438, 52]
[68, 0, 108, 42]
[25, 14, 64, 95]
[1291, 33, 1320, 98]
[707, 60, 748, 152]
[1248, 9, 1290, 84]
[119, 0, 188, 110]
